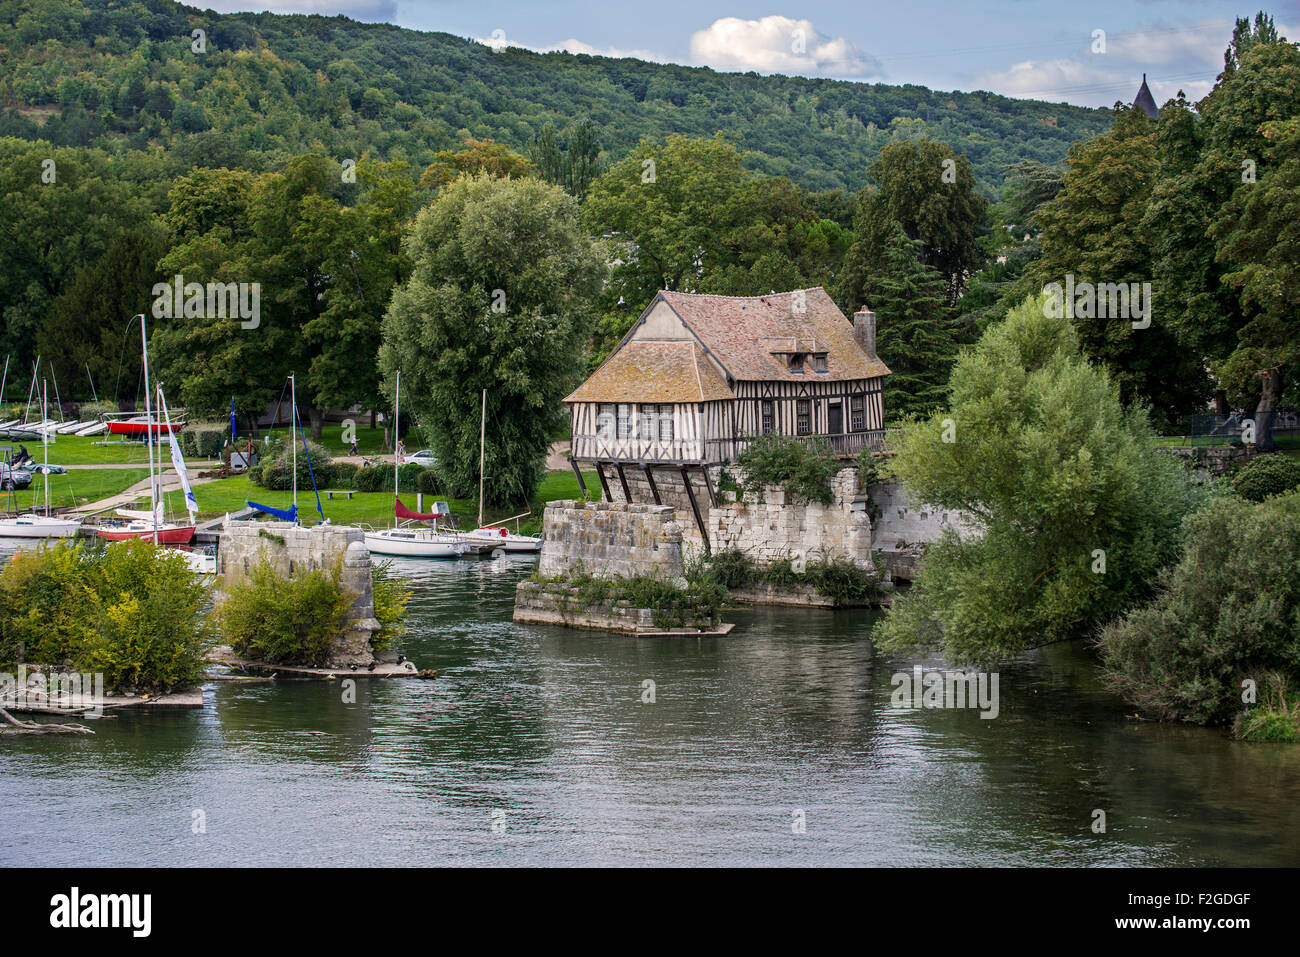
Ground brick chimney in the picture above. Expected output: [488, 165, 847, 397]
[853, 306, 876, 358]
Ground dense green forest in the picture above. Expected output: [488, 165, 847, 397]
[0, 0, 1108, 195]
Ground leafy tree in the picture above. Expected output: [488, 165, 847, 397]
[874, 295, 1204, 665]
[1098, 491, 1300, 726]
[838, 139, 988, 309]
[0, 139, 151, 372]
[379, 174, 605, 507]
[583, 134, 844, 358]
[858, 221, 958, 417]
[419, 138, 533, 189]
[1031, 106, 1209, 425]
[528, 118, 605, 199]
[37, 222, 169, 405]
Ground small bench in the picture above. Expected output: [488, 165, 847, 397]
[324, 490, 355, 500]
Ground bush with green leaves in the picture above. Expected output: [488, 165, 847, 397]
[180, 427, 227, 459]
[0, 539, 212, 693]
[214, 557, 356, 666]
[370, 560, 412, 653]
[875, 296, 1207, 665]
[1234, 675, 1300, 743]
[708, 548, 881, 607]
[1098, 492, 1300, 727]
[415, 467, 442, 495]
[736, 434, 841, 505]
[254, 439, 334, 491]
[330, 462, 359, 489]
[1231, 453, 1300, 502]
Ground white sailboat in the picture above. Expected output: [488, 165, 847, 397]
[460, 389, 542, 555]
[364, 370, 468, 559]
[96, 316, 197, 544]
[0, 382, 81, 539]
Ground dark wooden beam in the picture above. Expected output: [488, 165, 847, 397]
[615, 461, 632, 503]
[679, 465, 710, 554]
[642, 463, 661, 505]
[595, 463, 612, 502]
[701, 465, 718, 507]
[568, 455, 589, 500]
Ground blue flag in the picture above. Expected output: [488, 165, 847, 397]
[230, 397, 237, 440]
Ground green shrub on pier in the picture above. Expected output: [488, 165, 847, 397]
[215, 557, 354, 666]
[370, 560, 412, 653]
[736, 434, 841, 505]
[533, 559, 726, 629]
[0, 539, 212, 693]
[709, 548, 882, 607]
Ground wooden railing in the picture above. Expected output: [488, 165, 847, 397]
[570, 430, 888, 463]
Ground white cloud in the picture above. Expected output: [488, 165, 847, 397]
[688, 16, 880, 78]
[474, 33, 669, 63]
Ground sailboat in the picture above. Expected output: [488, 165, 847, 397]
[460, 389, 542, 555]
[0, 382, 81, 539]
[96, 316, 197, 544]
[364, 371, 468, 559]
[246, 373, 325, 525]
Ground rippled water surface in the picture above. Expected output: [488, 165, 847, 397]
[2, 548, 1298, 866]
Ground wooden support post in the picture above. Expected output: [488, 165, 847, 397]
[569, 455, 589, 500]
[701, 465, 717, 507]
[615, 461, 632, 503]
[642, 463, 661, 505]
[595, 463, 612, 502]
[679, 465, 710, 554]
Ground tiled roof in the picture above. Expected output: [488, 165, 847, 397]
[658, 287, 891, 382]
[564, 340, 734, 404]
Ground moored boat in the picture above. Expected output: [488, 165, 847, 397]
[461, 525, 543, 554]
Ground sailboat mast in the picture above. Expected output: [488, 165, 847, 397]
[42, 381, 49, 515]
[478, 388, 486, 528]
[0, 355, 9, 410]
[290, 374, 298, 515]
[393, 370, 400, 529]
[86, 363, 98, 405]
[24, 357, 38, 423]
[138, 315, 158, 545]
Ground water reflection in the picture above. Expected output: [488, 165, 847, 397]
[1, 543, 1298, 866]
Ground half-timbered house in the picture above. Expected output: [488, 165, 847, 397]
[564, 288, 889, 542]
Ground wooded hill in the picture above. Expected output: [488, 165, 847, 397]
[0, 0, 1111, 194]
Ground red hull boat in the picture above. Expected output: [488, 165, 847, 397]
[106, 416, 185, 437]
[97, 523, 196, 544]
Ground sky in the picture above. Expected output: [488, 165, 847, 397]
[198, 1, 1300, 108]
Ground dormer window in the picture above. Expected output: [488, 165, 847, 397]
[813, 353, 828, 373]
[788, 353, 805, 374]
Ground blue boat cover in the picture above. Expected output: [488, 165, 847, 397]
[246, 500, 298, 522]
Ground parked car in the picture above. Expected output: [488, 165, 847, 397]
[402, 449, 439, 469]
[0, 463, 33, 491]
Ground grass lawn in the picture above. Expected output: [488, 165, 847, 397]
[2, 468, 151, 512]
[119, 467, 600, 534]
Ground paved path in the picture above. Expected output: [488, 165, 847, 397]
[70, 470, 223, 515]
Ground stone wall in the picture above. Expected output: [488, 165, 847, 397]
[1155, 444, 1255, 478]
[866, 482, 982, 582]
[218, 521, 383, 667]
[708, 467, 874, 570]
[536, 500, 686, 582]
[513, 580, 718, 634]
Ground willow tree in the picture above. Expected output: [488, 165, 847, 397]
[379, 174, 605, 507]
[874, 295, 1204, 665]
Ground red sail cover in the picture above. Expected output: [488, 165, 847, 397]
[395, 497, 447, 521]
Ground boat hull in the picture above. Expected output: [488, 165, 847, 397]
[97, 524, 195, 544]
[106, 420, 184, 436]
[0, 517, 81, 539]
[462, 528, 543, 553]
[364, 530, 464, 558]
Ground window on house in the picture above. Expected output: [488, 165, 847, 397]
[850, 393, 865, 432]
[656, 405, 674, 442]
[813, 353, 828, 373]
[596, 403, 615, 440]
[638, 404, 657, 441]
[796, 399, 811, 435]
[789, 353, 805, 374]
[617, 403, 632, 440]
[761, 400, 774, 435]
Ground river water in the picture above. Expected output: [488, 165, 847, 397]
[2, 551, 1297, 867]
